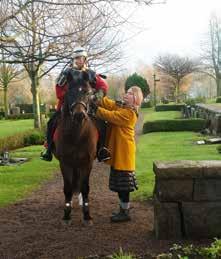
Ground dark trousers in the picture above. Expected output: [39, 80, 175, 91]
[96, 119, 107, 151]
[118, 192, 130, 203]
[46, 111, 60, 151]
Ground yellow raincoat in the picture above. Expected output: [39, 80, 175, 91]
[96, 96, 137, 171]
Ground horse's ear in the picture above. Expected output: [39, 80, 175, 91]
[82, 71, 89, 81]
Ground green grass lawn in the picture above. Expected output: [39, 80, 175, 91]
[0, 145, 58, 207]
[133, 131, 221, 200]
[0, 119, 34, 138]
[142, 108, 181, 122]
[134, 108, 218, 200]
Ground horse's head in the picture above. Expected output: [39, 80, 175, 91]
[64, 71, 93, 124]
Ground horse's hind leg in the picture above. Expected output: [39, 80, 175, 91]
[60, 164, 73, 221]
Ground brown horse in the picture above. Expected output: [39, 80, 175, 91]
[53, 71, 98, 223]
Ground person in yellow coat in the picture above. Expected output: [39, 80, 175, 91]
[94, 86, 143, 222]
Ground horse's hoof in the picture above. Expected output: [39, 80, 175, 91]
[62, 219, 71, 226]
[83, 219, 93, 227]
[83, 218, 94, 227]
[65, 220, 71, 225]
[63, 215, 71, 221]
[63, 204, 71, 221]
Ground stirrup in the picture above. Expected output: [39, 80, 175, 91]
[97, 147, 111, 162]
[40, 150, 53, 162]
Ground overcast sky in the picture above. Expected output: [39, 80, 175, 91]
[124, 0, 221, 71]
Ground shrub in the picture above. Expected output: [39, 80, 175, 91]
[141, 101, 153, 108]
[157, 238, 221, 259]
[6, 113, 34, 120]
[185, 97, 206, 106]
[155, 104, 184, 112]
[143, 118, 206, 134]
[0, 112, 5, 120]
[217, 145, 221, 153]
[216, 96, 221, 103]
[0, 130, 45, 153]
[110, 248, 134, 259]
[24, 130, 45, 146]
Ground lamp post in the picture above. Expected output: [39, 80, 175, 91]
[153, 73, 160, 108]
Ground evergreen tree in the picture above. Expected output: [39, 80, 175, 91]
[125, 73, 150, 98]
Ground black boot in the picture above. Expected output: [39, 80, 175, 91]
[110, 207, 131, 223]
[40, 149, 53, 161]
[97, 147, 111, 162]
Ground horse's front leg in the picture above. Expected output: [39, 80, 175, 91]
[60, 163, 73, 221]
[80, 169, 92, 222]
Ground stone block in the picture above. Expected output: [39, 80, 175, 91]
[154, 198, 182, 239]
[153, 161, 203, 179]
[194, 179, 221, 201]
[182, 202, 221, 238]
[155, 179, 193, 201]
[201, 161, 221, 177]
[216, 115, 221, 134]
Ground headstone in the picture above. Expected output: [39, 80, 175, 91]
[11, 106, 20, 115]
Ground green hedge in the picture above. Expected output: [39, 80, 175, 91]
[0, 112, 5, 120]
[6, 113, 34, 120]
[24, 130, 45, 146]
[141, 101, 153, 108]
[216, 96, 221, 103]
[155, 104, 185, 112]
[143, 118, 206, 134]
[0, 130, 45, 153]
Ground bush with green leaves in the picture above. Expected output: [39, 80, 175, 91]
[0, 130, 45, 153]
[217, 145, 221, 153]
[24, 130, 45, 146]
[125, 72, 150, 98]
[141, 101, 153, 108]
[109, 248, 134, 259]
[155, 104, 184, 112]
[185, 97, 206, 106]
[6, 113, 34, 120]
[216, 96, 221, 103]
[143, 118, 206, 134]
[157, 239, 221, 259]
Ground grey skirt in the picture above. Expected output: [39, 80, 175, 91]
[109, 168, 138, 193]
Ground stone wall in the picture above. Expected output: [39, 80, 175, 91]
[153, 160, 221, 239]
[182, 104, 221, 135]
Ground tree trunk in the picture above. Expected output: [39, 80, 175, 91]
[31, 76, 41, 129]
[175, 84, 180, 103]
[3, 87, 9, 117]
[216, 77, 221, 97]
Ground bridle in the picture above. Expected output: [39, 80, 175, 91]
[69, 88, 93, 118]
[71, 101, 88, 112]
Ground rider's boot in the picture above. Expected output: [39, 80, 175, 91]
[97, 147, 111, 162]
[40, 148, 53, 161]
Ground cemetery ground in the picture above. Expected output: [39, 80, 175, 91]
[0, 109, 220, 258]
